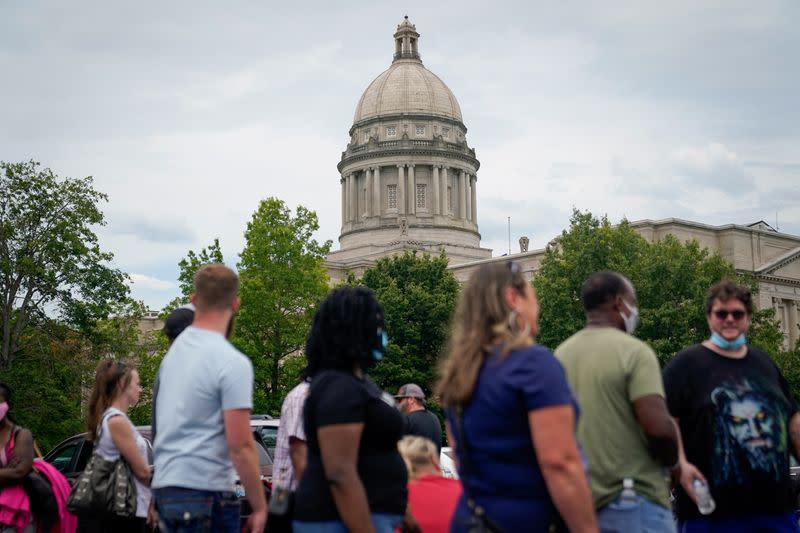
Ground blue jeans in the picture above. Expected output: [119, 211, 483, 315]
[154, 487, 241, 533]
[678, 512, 800, 533]
[293, 513, 404, 533]
[597, 494, 676, 533]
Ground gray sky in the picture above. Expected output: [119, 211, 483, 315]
[2, 1, 798, 310]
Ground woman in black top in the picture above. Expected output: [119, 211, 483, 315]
[293, 287, 409, 533]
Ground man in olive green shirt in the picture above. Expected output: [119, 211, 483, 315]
[555, 271, 678, 533]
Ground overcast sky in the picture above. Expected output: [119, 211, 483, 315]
[2, 1, 798, 310]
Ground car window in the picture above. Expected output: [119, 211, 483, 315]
[48, 442, 81, 474]
[75, 439, 94, 472]
[257, 427, 278, 459]
[255, 441, 272, 466]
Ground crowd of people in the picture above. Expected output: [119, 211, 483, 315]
[1, 260, 799, 533]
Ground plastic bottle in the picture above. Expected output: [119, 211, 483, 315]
[692, 479, 716, 515]
[621, 478, 636, 503]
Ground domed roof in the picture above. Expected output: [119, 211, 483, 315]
[352, 18, 463, 124]
[353, 62, 463, 124]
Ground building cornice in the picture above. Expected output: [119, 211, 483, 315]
[340, 223, 481, 240]
[629, 218, 800, 242]
[338, 139, 480, 173]
[349, 113, 467, 136]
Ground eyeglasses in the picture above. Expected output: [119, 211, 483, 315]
[713, 309, 746, 320]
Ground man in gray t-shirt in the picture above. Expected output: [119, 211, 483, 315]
[152, 264, 267, 533]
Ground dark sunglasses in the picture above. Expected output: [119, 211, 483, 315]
[713, 309, 746, 320]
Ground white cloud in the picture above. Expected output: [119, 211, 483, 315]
[128, 274, 175, 292]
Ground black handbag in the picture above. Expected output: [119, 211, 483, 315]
[22, 466, 59, 531]
[453, 406, 504, 533]
[66, 412, 137, 518]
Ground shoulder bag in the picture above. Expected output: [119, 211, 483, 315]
[66, 411, 137, 518]
[453, 405, 504, 533]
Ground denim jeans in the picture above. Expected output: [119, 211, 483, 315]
[597, 494, 676, 533]
[154, 487, 240, 533]
[293, 513, 404, 533]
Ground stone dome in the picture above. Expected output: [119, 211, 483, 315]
[353, 62, 463, 124]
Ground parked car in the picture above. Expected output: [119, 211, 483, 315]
[250, 417, 280, 461]
[44, 422, 273, 524]
[440, 446, 458, 479]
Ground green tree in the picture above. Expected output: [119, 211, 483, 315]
[534, 210, 784, 366]
[235, 198, 331, 414]
[0, 160, 128, 367]
[161, 238, 224, 316]
[534, 211, 648, 351]
[360, 252, 460, 395]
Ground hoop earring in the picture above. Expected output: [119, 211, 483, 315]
[508, 310, 519, 335]
[508, 310, 531, 339]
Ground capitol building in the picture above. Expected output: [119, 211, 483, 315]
[325, 17, 800, 350]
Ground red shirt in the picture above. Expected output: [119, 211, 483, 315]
[403, 474, 462, 533]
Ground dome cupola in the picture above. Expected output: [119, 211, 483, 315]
[327, 17, 491, 274]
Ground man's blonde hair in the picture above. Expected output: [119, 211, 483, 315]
[193, 264, 239, 312]
[397, 435, 438, 478]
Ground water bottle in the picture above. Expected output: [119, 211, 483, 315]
[692, 479, 716, 515]
[621, 478, 637, 503]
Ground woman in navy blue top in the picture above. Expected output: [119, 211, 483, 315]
[437, 262, 597, 533]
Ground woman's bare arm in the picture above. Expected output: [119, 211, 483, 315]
[530, 405, 598, 533]
[317, 423, 374, 533]
[107, 416, 151, 484]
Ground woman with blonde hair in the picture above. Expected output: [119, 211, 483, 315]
[397, 436, 461, 533]
[84, 360, 152, 533]
[436, 262, 597, 533]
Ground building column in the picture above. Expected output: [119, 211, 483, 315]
[365, 168, 373, 217]
[398, 164, 406, 215]
[340, 177, 346, 225]
[470, 175, 478, 223]
[408, 164, 416, 215]
[373, 166, 381, 216]
[441, 167, 449, 213]
[345, 174, 353, 221]
[459, 170, 467, 219]
[789, 301, 799, 348]
[350, 173, 358, 221]
[464, 173, 472, 220]
[432, 166, 440, 215]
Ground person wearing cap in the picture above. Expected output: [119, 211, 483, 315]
[396, 384, 442, 454]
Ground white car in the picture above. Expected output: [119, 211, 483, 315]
[440, 446, 459, 479]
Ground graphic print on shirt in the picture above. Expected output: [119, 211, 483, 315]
[710, 378, 788, 486]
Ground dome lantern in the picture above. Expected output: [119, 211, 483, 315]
[393, 16, 421, 63]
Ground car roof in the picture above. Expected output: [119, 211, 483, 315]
[250, 419, 280, 428]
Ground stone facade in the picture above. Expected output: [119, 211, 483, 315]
[449, 219, 800, 349]
[324, 19, 800, 348]
[326, 17, 491, 283]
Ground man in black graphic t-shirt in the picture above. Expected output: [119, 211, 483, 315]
[664, 281, 800, 532]
[396, 383, 442, 453]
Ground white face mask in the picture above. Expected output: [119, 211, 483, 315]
[621, 300, 639, 334]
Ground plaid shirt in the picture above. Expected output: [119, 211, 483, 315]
[273, 380, 310, 490]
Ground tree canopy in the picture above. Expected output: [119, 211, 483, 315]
[359, 252, 460, 395]
[534, 210, 785, 365]
[235, 198, 331, 413]
[0, 160, 128, 367]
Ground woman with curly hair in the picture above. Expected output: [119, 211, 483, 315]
[293, 286, 409, 533]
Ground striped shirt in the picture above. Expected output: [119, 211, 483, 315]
[273, 380, 310, 490]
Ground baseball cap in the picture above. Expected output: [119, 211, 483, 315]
[395, 383, 425, 400]
[163, 303, 195, 342]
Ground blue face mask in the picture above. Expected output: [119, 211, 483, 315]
[372, 329, 389, 361]
[709, 331, 747, 350]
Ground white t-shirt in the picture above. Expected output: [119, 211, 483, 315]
[152, 326, 254, 491]
[96, 407, 151, 518]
